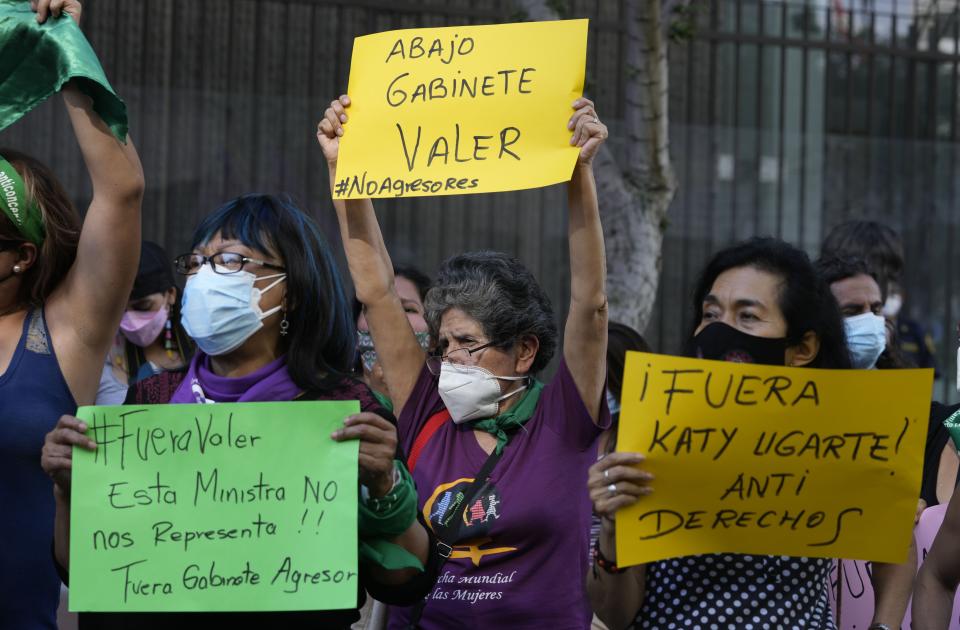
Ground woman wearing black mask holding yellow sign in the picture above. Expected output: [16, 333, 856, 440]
[587, 238, 851, 630]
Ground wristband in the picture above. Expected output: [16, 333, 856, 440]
[361, 462, 402, 511]
[593, 538, 629, 574]
[358, 460, 423, 571]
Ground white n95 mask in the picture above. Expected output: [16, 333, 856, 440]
[438, 362, 527, 423]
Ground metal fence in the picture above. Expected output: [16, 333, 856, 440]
[2, 0, 958, 401]
[656, 0, 960, 401]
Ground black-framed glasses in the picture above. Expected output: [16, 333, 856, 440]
[425, 339, 512, 376]
[0, 239, 24, 252]
[174, 252, 286, 276]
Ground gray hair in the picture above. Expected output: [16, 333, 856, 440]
[424, 250, 557, 374]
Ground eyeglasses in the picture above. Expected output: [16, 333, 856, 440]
[0, 239, 23, 252]
[425, 339, 511, 375]
[174, 252, 285, 275]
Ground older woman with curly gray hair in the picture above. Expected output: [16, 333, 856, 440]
[319, 93, 610, 630]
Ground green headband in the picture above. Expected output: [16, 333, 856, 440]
[0, 157, 44, 245]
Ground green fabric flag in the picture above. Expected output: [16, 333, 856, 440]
[0, 0, 127, 140]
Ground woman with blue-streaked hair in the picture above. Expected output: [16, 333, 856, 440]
[41, 194, 440, 628]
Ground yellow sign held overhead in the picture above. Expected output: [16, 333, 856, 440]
[333, 20, 588, 199]
[615, 352, 933, 567]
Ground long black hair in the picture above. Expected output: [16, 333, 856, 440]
[821, 220, 904, 297]
[123, 286, 194, 381]
[689, 237, 851, 370]
[191, 194, 355, 390]
[607, 321, 651, 403]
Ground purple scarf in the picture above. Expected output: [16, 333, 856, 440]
[169, 352, 302, 404]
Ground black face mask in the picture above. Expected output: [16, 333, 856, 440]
[685, 322, 788, 366]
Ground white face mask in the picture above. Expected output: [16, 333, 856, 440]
[438, 362, 527, 423]
[844, 312, 887, 369]
[181, 265, 286, 356]
[883, 293, 903, 318]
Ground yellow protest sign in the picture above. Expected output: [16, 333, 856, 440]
[333, 20, 587, 199]
[615, 352, 933, 567]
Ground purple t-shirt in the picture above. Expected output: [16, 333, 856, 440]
[389, 359, 609, 630]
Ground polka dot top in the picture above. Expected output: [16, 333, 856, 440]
[632, 554, 836, 629]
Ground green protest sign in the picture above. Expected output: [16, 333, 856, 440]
[68, 402, 360, 612]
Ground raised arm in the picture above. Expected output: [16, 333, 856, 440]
[317, 96, 426, 414]
[914, 494, 960, 629]
[564, 98, 609, 423]
[41, 1, 144, 404]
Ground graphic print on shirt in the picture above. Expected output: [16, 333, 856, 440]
[423, 477, 517, 567]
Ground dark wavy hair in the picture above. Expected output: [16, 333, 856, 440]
[821, 220, 904, 297]
[602, 322, 652, 456]
[813, 255, 876, 287]
[607, 321, 651, 402]
[190, 194, 355, 390]
[424, 250, 557, 374]
[0, 149, 81, 306]
[689, 237, 851, 370]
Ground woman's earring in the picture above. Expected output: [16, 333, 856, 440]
[164, 316, 176, 358]
[280, 308, 290, 336]
[12, 265, 21, 273]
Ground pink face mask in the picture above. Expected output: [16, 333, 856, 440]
[120, 305, 168, 347]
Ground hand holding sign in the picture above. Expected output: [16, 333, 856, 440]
[317, 95, 350, 166]
[588, 452, 653, 524]
[568, 98, 607, 166]
[330, 411, 397, 498]
[42, 414, 97, 495]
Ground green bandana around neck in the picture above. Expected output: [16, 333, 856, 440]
[0, 157, 43, 245]
[371, 388, 395, 413]
[0, 1, 128, 140]
[470, 378, 544, 454]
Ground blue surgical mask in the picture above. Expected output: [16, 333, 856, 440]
[181, 265, 286, 356]
[844, 312, 887, 369]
